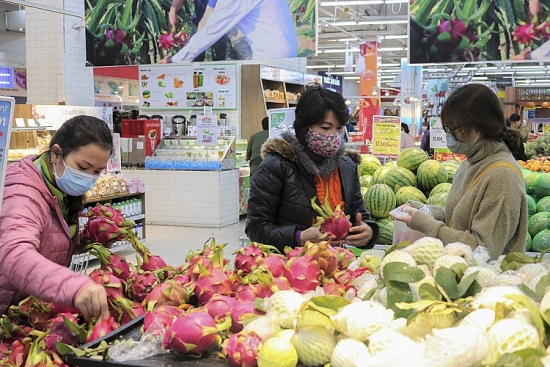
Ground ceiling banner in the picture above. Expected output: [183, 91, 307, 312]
[85, 0, 317, 66]
[358, 39, 381, 97]
[409, 0, 550, 64]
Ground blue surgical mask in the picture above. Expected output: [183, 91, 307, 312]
[446, 132, 480, 155]
[53, 159, 99, 196]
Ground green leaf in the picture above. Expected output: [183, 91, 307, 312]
[309, 295, 350, 312]
[517, 348, 545, 360]
[524, 356, 545, 367]
[363, 280, 385, 301]
[462, 0, 476, 17]
[535, 273, 550, 297]
[386, 281, 415, 319]
[500, 252, 535, 272]
[542, 309, 550, 327]
[495, 353, 525, 367]
[419, 283, 443, 301]
[56, 342, 87, 357]
[450, 262, 468, 279]
[455, 1, 469, 23]
[468, 1, 491, 22]
[435, 267, 459, 300]
[517, 284, 543, 303]
[63, 316, 87, 344]
[254, 297, 266, 313]
[505, 295, 546, 341]
[456, 271, 478, 298]
[383, 262, 425, 283]
[394, 299, 438, 311]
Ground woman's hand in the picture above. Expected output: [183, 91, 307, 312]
[389, 204, 418, 227]
[158, 55, 173, 64]
[74, 283, 109, 322]
[300, 226, 338, 246]
[344, 213, 374, 247]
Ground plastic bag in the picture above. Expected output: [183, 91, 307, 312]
[108, 318, 167, 362]
[390, 205, 433, 245]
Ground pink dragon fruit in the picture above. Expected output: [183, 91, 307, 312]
[306, 241, 339, 276]
[84, 217, 129, 246]
[158, 32, 177, 51]
[311, 197, 352, 241]
[235, 283, 273, 302]
[93, 27, 134, 66]
[283, 246, 323, 293]
[195, 248, 236, 304]
[229, 301, 262, 333]
[257, 253, 286, 277]
[141, 254, 167, 272]
[322, 280, 345, 296]
[163, 312, 220, 356]
[424, 18, 479, 62]
[89, 269, 125, 301]
[514, 23, 538, 44]
[272, 277, 292, 292]
[86, 315, 119, 343]
[234, 243, 266, 274]
[223, 331, 263, 367]
[536, 21, 550, 41]
[143, 280, 190, 312]
[45, 313, 81, 347]
[51, 303, 81, 315]
[126, 271, 159, 302]
[87, 244, 132, 280]
[119, 300, 145, 326]
[334, 246, 356, 269]
[182, 238, 229, 281]
[173, 30, 190, 46]
[143, 305, 185, 331]
[285, 246, 305, 258]
[333, 267, 372, 290]
[172, 274, 192, 285]
[204, 295, 238, 321]
[5, 339, 30, 366]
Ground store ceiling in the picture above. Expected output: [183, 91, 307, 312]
[310, 0, 550, 90]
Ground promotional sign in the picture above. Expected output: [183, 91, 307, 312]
[32, 105, 113, 130]
[318, 72, 343, 94]
[138, 64, 237, 110]
[220, 126, 236, 137]
[429, 117, 447, 149]
[410, 0, 548, 64]
[269, 108, 295, 139]
[0, 68, 26, 97]
[85, 0, 317, 66]
[196, 115, 218, 145]
[107, 133, 122, 172]
[358, 39, 381, 97]
[371, 115, 401, 156]
[0, 96, 15, 214]
[144, 120, 162, 156]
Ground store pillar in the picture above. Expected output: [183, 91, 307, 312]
[25, 0, 94, 105]
[400, 58, 423, 137]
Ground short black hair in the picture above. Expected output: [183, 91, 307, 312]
[262, 117, 269, 130]
[293, 83, 349, 145]
[510, 113, 521, 122]
[401, 122, 410, 134]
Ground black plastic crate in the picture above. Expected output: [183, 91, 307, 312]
[67, 315, 227, 367]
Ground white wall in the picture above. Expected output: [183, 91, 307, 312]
[342, 79, 359, 99]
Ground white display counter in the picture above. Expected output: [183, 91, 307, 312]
[121, 169, 239, 228]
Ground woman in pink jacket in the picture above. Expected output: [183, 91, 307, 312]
[0, 115, 113, 321]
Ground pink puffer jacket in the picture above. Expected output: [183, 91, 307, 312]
[0, 155, 93, 315]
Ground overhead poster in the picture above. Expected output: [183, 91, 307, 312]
[85, 0, 317, 66]
[138, 64, 237, 110]
[409, 0, 550, 64]
[371, 115, 401, 156]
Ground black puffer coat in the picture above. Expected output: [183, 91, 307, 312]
[245, 132, 379, 252]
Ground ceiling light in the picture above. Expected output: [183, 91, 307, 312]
[320, 0, 408, 5]
[372, 86, 378, 95]
[384, 35, 408, 39]
[379, 47, 408, 52]
[327, 19, 408, 26]
[306, 65, 336, 69]
[344, 76, 361, 80]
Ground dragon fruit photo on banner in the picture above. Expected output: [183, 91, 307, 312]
[409, 0, 550, 64]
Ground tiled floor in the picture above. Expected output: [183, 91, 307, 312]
[86, 217, 248, 272]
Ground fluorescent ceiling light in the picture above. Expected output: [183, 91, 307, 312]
[381, 63, 400, 67]
[379, 47, 408, 52]
[344, 76, 361, 80]
[329, 71, 357, 75]
[320, 0, 408, 5]
[384, 35, 408, 39]
[306, 65, 336, 69]
[0, 81, 10, 84]
[327, 19, 408, 26]
[322, 49, 359, 53]
[0, 73, 11, 77]
[515, 71, 547, 74]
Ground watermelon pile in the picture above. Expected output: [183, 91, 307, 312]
[524, 169, 550, 253]
[359, 147, 462, 246]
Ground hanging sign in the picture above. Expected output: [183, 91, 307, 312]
[371, 115, 400, 156]
[429, 117, 447, 149]
[269, 108, 295, 139]
[197, 115, 218, 145]
[107, 133, 122, 172]
[0, 96, 15, 214]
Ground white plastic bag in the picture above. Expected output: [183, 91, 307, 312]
[390, 205, 433, 245]
[108, 318, 167, 362]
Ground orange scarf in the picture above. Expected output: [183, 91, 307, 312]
[313, 168, 344, 224]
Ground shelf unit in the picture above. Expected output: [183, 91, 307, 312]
[241, 64, 306, 139]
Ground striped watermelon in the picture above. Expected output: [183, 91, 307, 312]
[376, 217, 394, 245]
[429, 182, 452, 198]
[395, 186, 427, 207]
[416, 160, 448, 196]
[371, 166, 393, 186]
[359, 175, 373, 188]
[427, 191, 448, 208]
[358, 154, 381, 176]
[385, 160, 397, 167]
[442, 160, 461, 183]
[364, 184, 396, 219]
[527, 195, 537, 217]
[397, 147, 429, 173]
[382, 167, 417, 193]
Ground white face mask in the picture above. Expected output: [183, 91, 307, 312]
[446, 132, 480, 155]
[53, 158, 99, 196]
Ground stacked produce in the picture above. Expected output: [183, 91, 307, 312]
[523, 168, 550, 253]
[358, 147, 462, 245]
[525, 134, 550, 160]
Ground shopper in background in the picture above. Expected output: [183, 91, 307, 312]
[391, 84, 527, 260]
[0, 116, 113, 320]
[506, 118, 527, 161]
[246, 84, 378, 252]
[400, 122, 415, 150]
[420, 124, 432, 156]
[510, 113, 529, 143]
[246, 117, 269, 177]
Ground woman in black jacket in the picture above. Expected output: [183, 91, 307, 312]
[245, 84, 379, 252]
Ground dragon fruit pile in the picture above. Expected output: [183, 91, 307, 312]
[8, 203, 550, 366]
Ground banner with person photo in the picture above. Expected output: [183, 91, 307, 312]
[409, 0, 550, 64]
[85, 0, 317, 66]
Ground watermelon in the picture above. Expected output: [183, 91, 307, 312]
[371, 166, 394, 186]
[395, 186, 427, 207]
[358, 154, 381, 176]
[442, 160, 461, 183]
[382, 167, 417, 193]
[397, 147, 429, 173]
[537, 196, 550, 213]
[526, 232, 532, 252]
[527, 195, 537, 217]
[532, 229, 550, 252]
[364, 184, 396, 219]
[376, 217, 394, 245]
[360, 187, 368, 196]
[416, 160, 448, 196]
[359, 175, 373, 188]
[427, 192, 448, 208]
[523, 170, 540, 196]
[429, 182, 452, 198]
[385, 160, 397, 167]
[528, 212, 550, 238]
[532, 174, 550, 199]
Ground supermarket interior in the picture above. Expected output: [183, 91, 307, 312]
[5, 0, 550, 366]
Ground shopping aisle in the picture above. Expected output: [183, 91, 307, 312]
[104, 217, 247, 270]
